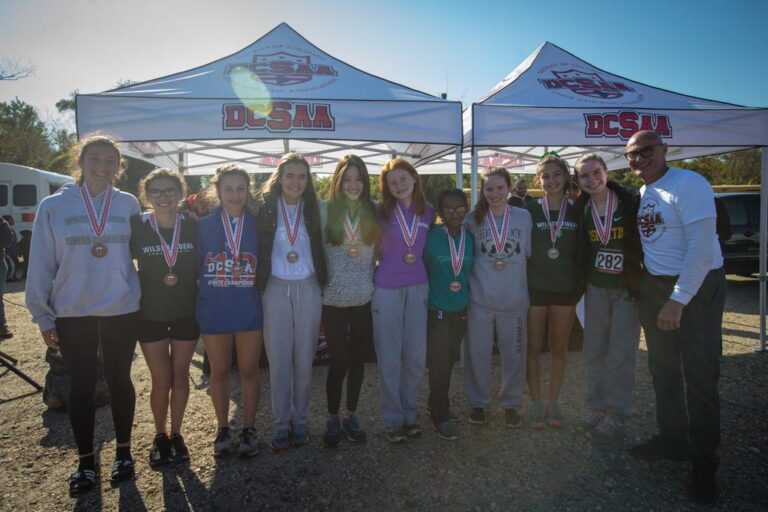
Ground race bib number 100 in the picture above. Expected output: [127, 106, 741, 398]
[594, 248, 624, 275]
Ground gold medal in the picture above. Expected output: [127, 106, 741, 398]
[495, 259, 506, 271]
[404, 251, 417, 264]
[449, 280, 462, 292]
[346, 245, 358, 258]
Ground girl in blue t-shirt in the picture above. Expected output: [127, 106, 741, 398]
[196, 164, 263, 457]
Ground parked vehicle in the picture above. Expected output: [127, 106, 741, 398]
[0, 163, 74, 233]
[715, 191, 760, 277]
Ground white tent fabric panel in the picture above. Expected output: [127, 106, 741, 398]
[75, 22, 462, 174]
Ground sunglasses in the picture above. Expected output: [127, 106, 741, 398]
[624, 144, 662, 161]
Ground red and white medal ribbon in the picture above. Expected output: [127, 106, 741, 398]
[444, 225, 466, 279]
[394, 203, 420, 251]
[343, 213, 360, 242]
[81, 184, 113, 239]
[279, 196, 303, 249]
[486, 206, 510, 255]
[149, 212, 181, 269]
[590, 190, 615, 247]
[220, 208, 244, 262]
[541, 196, 568, 246]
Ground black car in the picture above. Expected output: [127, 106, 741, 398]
[715, 192, 760, 277]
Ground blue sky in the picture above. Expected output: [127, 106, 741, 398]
[1, 0, 766, 127]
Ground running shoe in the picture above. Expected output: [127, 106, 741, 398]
[587, 416, 626, 445]
[435, 421, 458, 441]
[271, 429, 291, 452]
[149, 433, 172, 468]
[170, 433, 190, 462]
[468, 408, 486, 425]
[323, 417, 341, 448]
[342, 415, 367, 443]
[528, 401, 546, 429]
[386, 427, 407, 444]
[238, 428, 260, 457]
[213, 427, 236, 457]
[290, 424, 309, 446]
[504, 408, 523, 429]
[545, 402, 562, 428]
[577, 410, 604, 434]
[403, 423, 422, 438]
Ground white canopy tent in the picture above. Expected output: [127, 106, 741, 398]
[417, 41, 768, 350]
[76, 22, 462, 175]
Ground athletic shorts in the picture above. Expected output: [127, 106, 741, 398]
[138, 314, 200, 343]
[529, 289, 580, 307]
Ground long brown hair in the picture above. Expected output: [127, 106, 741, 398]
[379, 158, 426, 221]
[326, 155, 380, 245]
[473, 166, 511, 225]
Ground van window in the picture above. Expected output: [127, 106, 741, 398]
[0, 185, 7, 206]
[720, 196, 750, 228]
[13, 184, 37, 206]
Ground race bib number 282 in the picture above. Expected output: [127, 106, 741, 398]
[594, 248, 624, 275]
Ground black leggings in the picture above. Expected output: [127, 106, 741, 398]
[322, 303, 372, 415]
[56, 312, 139, 456]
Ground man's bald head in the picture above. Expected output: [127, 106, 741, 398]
[628, 130, 663, 148]
[625, 130, 668, 184]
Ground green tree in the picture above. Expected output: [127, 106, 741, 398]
[0, 98, 54, 168]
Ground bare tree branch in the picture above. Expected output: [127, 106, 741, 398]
[0, 58, 35, 81]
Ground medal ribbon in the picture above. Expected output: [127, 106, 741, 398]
[149, 212, 181, 269]
[220, 209, 245, 261]
[343, 214, 360, 242]
[541, 196, 568, 246]
[444, 225, 466, 279]
[81, 185, 113, 238]
[590, 190, 615, 247]
[279, 196, 303, 248]
[394, 203, 420, 249]
[486, 206, 510, 255]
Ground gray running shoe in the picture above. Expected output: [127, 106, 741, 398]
[577, 410, 604, 434]
[587, 416, 626, 445]
[213, 427, 236, 457]
[435, 421, 458, 441]
[238, 428, 260, 457]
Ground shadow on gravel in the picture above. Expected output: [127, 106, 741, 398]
[71, 478, 103, 512]
[0, 387, 39, 404]
[40, 409, 75, 448]
[116, 479, 148, 511]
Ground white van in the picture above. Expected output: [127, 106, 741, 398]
[0, 163, 75, 233]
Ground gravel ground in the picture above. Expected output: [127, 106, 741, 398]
[0, 276, 766, 511]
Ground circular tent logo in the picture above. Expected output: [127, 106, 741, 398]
[225, 52, 338, 87]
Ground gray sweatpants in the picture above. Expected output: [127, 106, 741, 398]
[583, 283, 640, 419]
[463, 302, 527, 410]
[372, 283, 429, 429]
[263, 275, 322, 431]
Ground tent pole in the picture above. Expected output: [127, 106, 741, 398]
[455, 146, 462, 190]
[471, 147, 478, 207]
[759, 146, 767, 352]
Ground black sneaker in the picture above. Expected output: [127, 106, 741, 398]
[323, 417, 341, 448]
[689, 466, 718, 504]
[630, 435, 688, 462]
[170, 433, 190, 462]
[468, 408, 486, 425]
[149, 433, 172, 468]
[448, 410, 460, 423]
[504, 409, 522, 429]
[403, 423, 422, 438]
[435, 421, 458, 441]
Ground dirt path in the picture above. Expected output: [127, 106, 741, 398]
[1, 276, 766, 511]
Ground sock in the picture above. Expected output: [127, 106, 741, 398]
[116, 445, 132, 462]
[77, 454, 95, 472]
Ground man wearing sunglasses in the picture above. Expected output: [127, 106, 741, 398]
[627, 130, 725, 505]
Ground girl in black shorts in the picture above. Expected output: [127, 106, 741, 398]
[131, 169, 199, 466]
[525, 154, 582, 429]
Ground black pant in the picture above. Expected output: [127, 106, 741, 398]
[56, 312, 139, 456]
[427, 308, 467, 424]
[639, 269, 725, 469]
[323, 303, 372, 415]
